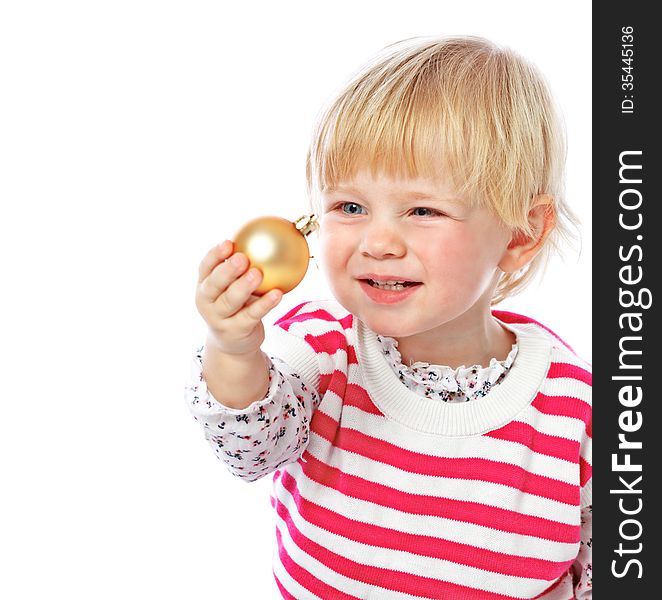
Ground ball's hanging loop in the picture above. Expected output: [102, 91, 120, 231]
[294, 214, 319, 237]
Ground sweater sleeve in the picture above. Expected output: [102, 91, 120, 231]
[571, 353, 592, 599]
[185, 345, 321, 482]
[572, 479, 592, 598]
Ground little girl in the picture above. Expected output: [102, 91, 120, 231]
[186, 36, 591, 599]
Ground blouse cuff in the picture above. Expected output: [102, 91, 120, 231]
[185, 346, 282, 417]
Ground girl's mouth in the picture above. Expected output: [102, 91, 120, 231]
[365, 279, 419, 290]
[359, 279, 422, 304]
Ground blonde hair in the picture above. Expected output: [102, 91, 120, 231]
[305, 35, 579, 304]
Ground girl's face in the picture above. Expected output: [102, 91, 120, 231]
[317, 170, 513, 340]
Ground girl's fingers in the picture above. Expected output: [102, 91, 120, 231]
[227, 288, 284, 329]
[197, 240, 234, 284]
[244, 289, 283, 321]
[198, 249, 251, 304]
[213, 265, 265, 318]
[196, 241, 283, 323]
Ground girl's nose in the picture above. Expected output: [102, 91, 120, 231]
[358, 224, 406, 259]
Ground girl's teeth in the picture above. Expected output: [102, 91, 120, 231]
[370, 280, 408, 290]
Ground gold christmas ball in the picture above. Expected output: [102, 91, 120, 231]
[233, 214, 319, 295]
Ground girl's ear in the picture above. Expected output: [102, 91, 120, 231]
[498, 194, 556, 273]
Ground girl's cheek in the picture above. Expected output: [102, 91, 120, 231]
[319, 223, 351, 249]
[424, 230, 466, 261]
[317, 228, 343, 268]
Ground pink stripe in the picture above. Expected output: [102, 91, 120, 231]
[319, 374, 382, 416]
[532, 392, 591, 437]
[274, 527, 361, 600]
[347, 343, 358, 365]
[275, 305, 352, 329]
[311, 411, 579, 505]
[280, 470, 574, 580]
[344, 382, 383, 415]
[273, 574, 297, 600]
[339, 314, 353, 329]
[486, 421, 580, 463]
[547, 362, 592, 386]
[304, 330, 347, 355]
[298, 454, 580, 543]
[532, 571, 571, 598]
[274, 492, 522, 600]
[323, 369, 347, 398]
[274, 301, 310, 327]
[580, 456, 592, 487]
[318, 372, 332, 397]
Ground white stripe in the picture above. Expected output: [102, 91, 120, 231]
[539, 377, 592, 406]
[273, 475, 556, 599]
[303, 299, 354, 322]
[507, 321, 572, 350]
[304, 428, 579, 523]
[279, 315, 347, 342]
[269, 324, 347, 374]
[550, 346, 592, 372]
[287, 460, 580, 560]
[271, 545, 324, 600]
[273, 501, 427, 599]
[515, 405, 587, 441]
[335, 403, 580, 484]
[506, 321, 553, 340]
[580, 479, 592, 507]
[580, 436, 592, 465]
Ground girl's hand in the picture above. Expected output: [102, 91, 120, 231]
[195, 240, 283, 356]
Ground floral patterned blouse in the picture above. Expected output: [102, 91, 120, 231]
[376, 334, 518, 403]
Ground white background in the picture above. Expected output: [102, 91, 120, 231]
[0, 1, 591, 598]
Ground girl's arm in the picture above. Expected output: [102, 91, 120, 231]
[201, 339, 271, 409]
[185, 346, 320, 482]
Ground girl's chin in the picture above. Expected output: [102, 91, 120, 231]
[337, 292, 434, 337]
[355, 314, 417, 338]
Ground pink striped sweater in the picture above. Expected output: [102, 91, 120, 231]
[186, 300, 592, 599]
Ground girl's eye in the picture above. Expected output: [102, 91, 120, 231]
[338, 202, 365, 215]
[332, 203, 444, 217]
[411, 207, 443, 217]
